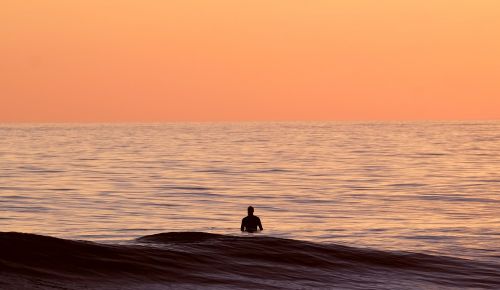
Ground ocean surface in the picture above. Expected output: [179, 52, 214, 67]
[1, 122, 499, 289]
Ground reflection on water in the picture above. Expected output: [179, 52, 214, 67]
[0, 122, 499, 263]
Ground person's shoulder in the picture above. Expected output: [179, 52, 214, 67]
[254, 215, 261, 220]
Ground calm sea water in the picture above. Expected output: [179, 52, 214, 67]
[1, 122, 499, 265]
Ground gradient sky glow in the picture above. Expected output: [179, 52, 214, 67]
[1, 0, 499, 122]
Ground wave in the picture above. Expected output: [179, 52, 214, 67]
[1, 232, 499, 289]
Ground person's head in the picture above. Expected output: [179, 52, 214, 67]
[247, 206, 254, 216]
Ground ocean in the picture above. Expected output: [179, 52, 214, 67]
[1, 122, 499, 289]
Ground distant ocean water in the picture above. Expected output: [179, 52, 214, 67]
[1, 122, 499, 289]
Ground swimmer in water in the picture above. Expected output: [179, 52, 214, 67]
[241, 206, 263, 233]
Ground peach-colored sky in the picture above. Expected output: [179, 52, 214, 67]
[1, 0, 499, 122]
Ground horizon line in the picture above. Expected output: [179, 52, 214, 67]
[1, 118, 499, 124]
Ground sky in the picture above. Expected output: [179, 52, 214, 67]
[1, 0, 499, 122]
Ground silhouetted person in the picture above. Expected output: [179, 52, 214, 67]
[241, 206, 263, 232]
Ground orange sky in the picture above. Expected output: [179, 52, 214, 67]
[1, 0, 499, 122]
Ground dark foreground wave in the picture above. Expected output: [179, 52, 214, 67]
[1, 232, 499, 289]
